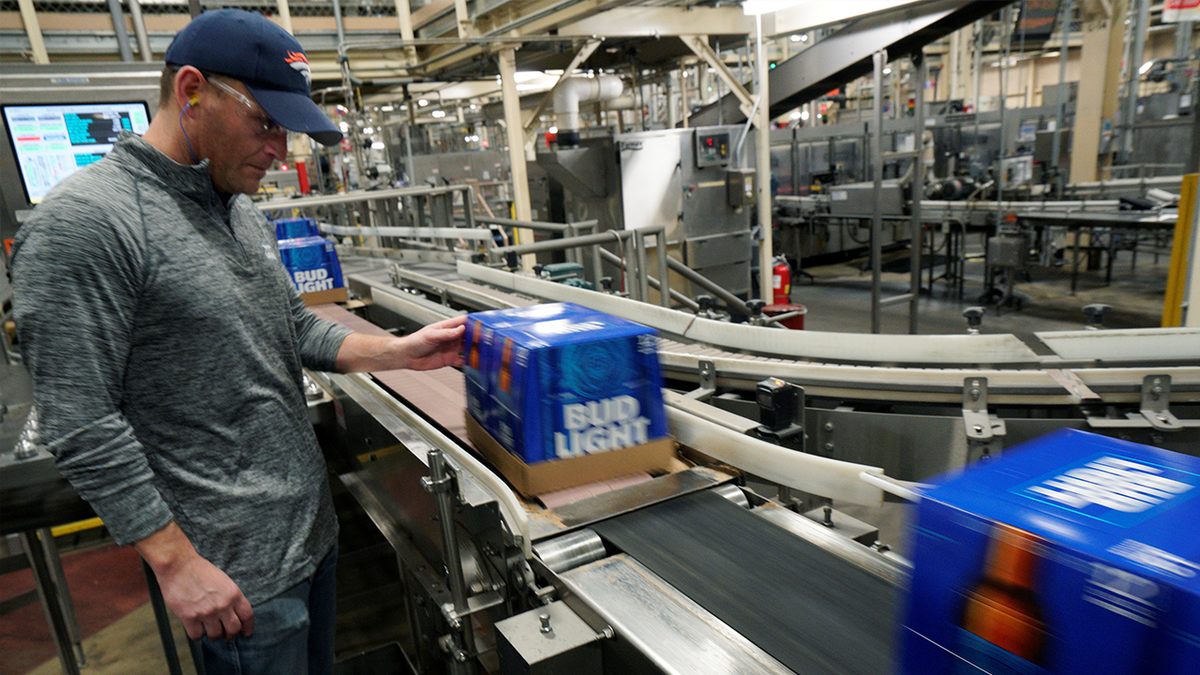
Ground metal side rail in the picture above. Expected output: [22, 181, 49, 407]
[456, 260, 1200, 370]
[322, 371, 532, 558]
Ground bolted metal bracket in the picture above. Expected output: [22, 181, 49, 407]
[1141, 375, 1184, 431]
[421, 471, 455, 495]
[1086, 375, 1198, 431]
[682, 360, 717, 401]
[963, 377, 1006, 458]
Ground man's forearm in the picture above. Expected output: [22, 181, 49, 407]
[334, 332, 407, 373]
[134, 520, 201, 576]
[335, 316, 466, 374]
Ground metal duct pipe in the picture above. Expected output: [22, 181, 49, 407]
[128, 0, 152, 62]
[105, 0, 133, 62]
[331, 0, 347, 47]
[606, 94, 637, 109]
[553, 75, 623, 147]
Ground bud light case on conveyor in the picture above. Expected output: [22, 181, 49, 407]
[465, 303, 669, 466]
[277, 236, 344, 294]
[900, 429, 1200, 675]
[463, 303, 583, 436]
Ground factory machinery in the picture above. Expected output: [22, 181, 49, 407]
[248, 181, 1200, 673]
[2, 8, 1196, 671]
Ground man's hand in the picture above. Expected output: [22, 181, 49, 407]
[135, 522, 254, 641]
[402, 315, 467, 371]
[336, 315, 466, 373]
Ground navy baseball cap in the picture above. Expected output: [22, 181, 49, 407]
[165, 9, 342, 146]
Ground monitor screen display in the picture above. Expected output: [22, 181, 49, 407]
[2, 101, 151, 205]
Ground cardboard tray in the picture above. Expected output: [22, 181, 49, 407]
[464, 412, 676, 498]
[301, 287, 348, 306]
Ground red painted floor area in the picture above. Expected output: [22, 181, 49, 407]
[0, 542, 149, 674]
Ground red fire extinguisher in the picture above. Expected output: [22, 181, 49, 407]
[771, 256, 791, 305]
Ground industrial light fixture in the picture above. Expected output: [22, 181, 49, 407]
[742, 0, 806, 15]
[548, 126, 558, 134]
[371, 142, 385, 149]
[381, 105, 394, 112]
[883, 67, 892, 75]
[790, 34, 801, 43]
[431, 110, 446, 118]
[800, 109, 809, 121]
[419, 99, 429, 106]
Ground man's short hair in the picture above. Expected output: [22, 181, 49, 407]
[158, 66, 178, 111]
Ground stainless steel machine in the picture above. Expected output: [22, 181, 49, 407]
[535, 126, 756, 301]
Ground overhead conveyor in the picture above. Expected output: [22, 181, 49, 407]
[688, 0, 1014, 127]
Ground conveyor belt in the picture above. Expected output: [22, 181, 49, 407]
[310, 303, 471, 443]
[591, 490, 897, 675]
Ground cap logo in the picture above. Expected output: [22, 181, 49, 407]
[285, 51, 311, 87]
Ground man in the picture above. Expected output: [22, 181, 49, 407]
[10, 9, 465, 674]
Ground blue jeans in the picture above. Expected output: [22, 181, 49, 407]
[192, 544, 337, 675]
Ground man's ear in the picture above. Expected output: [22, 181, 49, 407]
[175, 66, 204, 114]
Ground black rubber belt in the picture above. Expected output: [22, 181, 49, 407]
[591, 490, 896, 675]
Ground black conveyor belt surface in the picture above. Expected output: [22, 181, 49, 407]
[592, 490, 896, 675]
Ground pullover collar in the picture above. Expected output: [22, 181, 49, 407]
[108, 131, 230, 214]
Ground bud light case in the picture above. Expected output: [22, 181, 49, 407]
[273, 217, 320, 241]
[467, 303, 668, 464]
[463, 304, 584, 433]
[278, 236, 344, 294]
[900, 429, 1200, 675]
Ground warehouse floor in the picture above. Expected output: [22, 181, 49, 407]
[0, 245, 1171, 674]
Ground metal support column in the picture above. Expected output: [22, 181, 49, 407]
[498, 47, 535, 270]
[657, 229, 671, 308]
[143, 561, 186, 675]
[129, 0, 152, 61]
[755, 13, 774, 303]
[15, 0, 48, 64]
[1123, 0, 1149, 160]
[909, 53, 926, 334]
[105, 0, 134, 62]
[331, 0, 347, 46]
[1052, 0, 1072, 189]
[1071, 0, 1128, 182]
[276, 0, 294, 34]
[871, 50, 886, 334]
[20, 530, 82, 675]
[423, 450, 475, 675]
[393, 0, 417, 64]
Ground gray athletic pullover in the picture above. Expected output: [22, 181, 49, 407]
[11, 132, 353, 604]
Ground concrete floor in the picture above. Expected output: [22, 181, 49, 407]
[1, 244, 1170, 674]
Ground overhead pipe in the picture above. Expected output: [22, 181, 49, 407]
[128, 0, 152, 61]
[105, 0, 133, 62]
[553, 75, 623, 147]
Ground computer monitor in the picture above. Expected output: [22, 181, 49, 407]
[2, 101, 151, 205]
